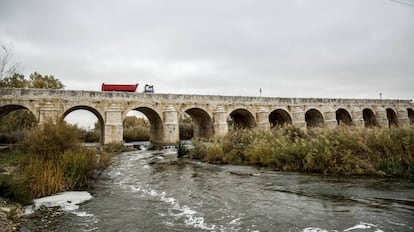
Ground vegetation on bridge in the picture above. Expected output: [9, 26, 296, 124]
[189, 126, 414, 178]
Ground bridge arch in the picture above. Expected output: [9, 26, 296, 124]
[362, 108, 378, 127]
[0, 104, 38, 122]
[180, 107, 213, 139]
[336, 108, 352, 126]
[0, 105, 38, 140]
[62, 105, 105, 143]
[408, 108, 414, 125]
[386, 108, 398, 127]
[229, 108, 256, 129]
[127, 107, 164, 143]
[305, 109, 324, 128]
[269, 109, 292, 128]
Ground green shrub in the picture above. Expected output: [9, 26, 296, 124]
[81, 130, 101, 143]
[122, 116, 151, 142]
[188, 139, 208, 160]
[0, 130, 26, 144]
[123, 127, 150, 142]
[179, 123, 193, 140]
[0, 151, 28, 167]
[378, 158, 406, 176]
[0, 174, 31, 204]
[205, 143, 225, 163]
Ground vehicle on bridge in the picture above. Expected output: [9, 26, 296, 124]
[144, 84, 154, 93]
[101, 83, 138, 92]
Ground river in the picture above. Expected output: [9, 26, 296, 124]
[20, 149, 414, 231]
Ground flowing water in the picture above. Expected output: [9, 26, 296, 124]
[20, 149, 414, 231]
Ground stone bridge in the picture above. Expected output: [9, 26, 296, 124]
[1, 88, 413, 145]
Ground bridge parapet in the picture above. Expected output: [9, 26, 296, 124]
[2, 88, 411, 105]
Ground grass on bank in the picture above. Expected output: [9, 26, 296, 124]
[0, 121, 122, 204]
[189, 126, 414, 178]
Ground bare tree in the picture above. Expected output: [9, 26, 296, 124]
[0, 44, 20, 80]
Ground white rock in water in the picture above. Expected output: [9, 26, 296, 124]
[25, 191, 93, 214]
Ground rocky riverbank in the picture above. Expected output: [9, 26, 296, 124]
[0, 197, 24, 232]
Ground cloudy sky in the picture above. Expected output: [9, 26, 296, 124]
[1, 0, 414, 100]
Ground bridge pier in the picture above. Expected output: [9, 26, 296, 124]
[292, 107, 306, 129]
[397, 108, 410, 127]
[104, 105, 123, 144]
[375, 107, 388, 127]
[213, 106, 229, 137]
[39, 102, 59, 125]
[351, 107, 364, 127]
[323, 106, 337, 128]
[256, 108, 270, 130]
[162, 105, 180, 144]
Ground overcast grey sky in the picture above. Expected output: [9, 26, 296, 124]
[1, 0, 414, 100]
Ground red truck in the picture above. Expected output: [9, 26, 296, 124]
[101, 83, 138, 92]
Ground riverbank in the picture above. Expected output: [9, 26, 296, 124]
[0, 197, 23, 231]
[0, 148, 126, 232]
[187, 126, 414, 178]
[0, 121, 129, 232]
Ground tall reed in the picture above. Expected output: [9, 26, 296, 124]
[192, 126, 414, 177]
[17, 121, 109, 199]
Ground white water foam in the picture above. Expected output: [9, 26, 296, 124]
[344, 222, 383, 232]
[303, 222, 383, 232]
[387, 221, 405, 226]
[125, 183, 217, 230]
[25, 191, 94, 218]
[229, 217, 241, 225]
[303, 228, 331, 232]
[81, 227, 99, 232]
[111, 152, 218, 230]
[114, 152, 249, 231]
[74, 211, 95, 217]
